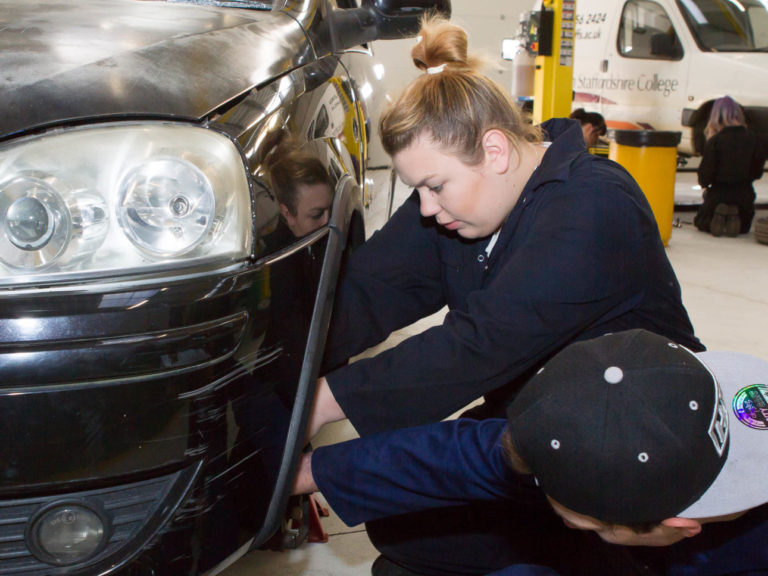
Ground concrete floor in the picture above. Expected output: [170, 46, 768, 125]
[220, 178, 768, 576]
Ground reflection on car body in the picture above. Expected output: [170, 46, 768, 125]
[0, 0, 450, 574]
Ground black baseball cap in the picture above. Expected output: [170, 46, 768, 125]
[507, 329, 768, 524]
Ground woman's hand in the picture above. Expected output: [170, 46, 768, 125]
[306, 376, 346, 441]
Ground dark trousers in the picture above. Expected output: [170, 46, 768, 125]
[366, 494, 658, 576]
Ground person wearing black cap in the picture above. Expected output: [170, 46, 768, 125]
[294, 329, 768, 575]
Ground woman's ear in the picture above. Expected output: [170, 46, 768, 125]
[280, 203, 297, 230]
[661, 517, 702, 539]
[481, 129, 511, 174]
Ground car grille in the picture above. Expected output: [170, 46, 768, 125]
[0, 466, 197, 575]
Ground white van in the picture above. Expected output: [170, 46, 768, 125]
[517, 0, 768, 155]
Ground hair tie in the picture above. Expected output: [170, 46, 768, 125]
[426, 63, 447, 75]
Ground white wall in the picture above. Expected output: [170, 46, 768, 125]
[371, 0, 532, 96]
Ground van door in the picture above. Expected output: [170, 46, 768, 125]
[573, 0, 613, 109]
[582, 0, 691, 131]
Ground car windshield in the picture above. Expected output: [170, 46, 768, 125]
[677, 0, 768, 51]
[166, 0, 275, 9]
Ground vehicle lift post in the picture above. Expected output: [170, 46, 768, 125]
[532, 0, 577, 124]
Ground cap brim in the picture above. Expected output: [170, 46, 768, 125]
[680, 351, 768, 519]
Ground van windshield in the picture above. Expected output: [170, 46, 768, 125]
[677, 0, 768, 51]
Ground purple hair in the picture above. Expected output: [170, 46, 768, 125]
[705, 95, 746, 139]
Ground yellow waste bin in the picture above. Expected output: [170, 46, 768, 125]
[609, 130, 681, 246]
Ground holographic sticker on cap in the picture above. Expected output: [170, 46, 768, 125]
[732, 384, 768, 431]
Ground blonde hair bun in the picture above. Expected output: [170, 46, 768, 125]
[411, 14, 479, 73]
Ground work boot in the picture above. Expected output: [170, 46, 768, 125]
[724, 205, 740, 237]
[710, 204, 729, 237]
[371, 555, 428, 576]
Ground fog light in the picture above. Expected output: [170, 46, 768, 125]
[28, 501, 109, 566]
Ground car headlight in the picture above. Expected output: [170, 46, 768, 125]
[0, 123, 252, 284]
[117, 158, 215, 257]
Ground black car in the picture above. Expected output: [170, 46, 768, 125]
[0, 1, 449, 574]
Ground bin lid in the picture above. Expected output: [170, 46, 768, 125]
[613, 129, 682, 148]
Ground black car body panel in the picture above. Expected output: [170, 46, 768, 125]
[1, 0, 307, 139]
[0, 0, 450, 574]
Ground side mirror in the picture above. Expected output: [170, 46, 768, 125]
[326, 0, 451, 51]
[368, 0, 452, 39]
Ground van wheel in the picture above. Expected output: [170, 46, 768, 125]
[692, 119, 707, 156]
[691, 101, 715, 155]
[755, 217, 768, 245]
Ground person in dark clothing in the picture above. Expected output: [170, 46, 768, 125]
[569, 108, 606, 149]
[295, 330, 768, 576]
[229, 144, 334, 530]
[694, 95, 765, 236]
[305, 15, 702, 576]
[263, 142, 334, 392]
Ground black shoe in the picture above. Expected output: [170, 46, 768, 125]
[372, 555, 428, 576]
[724, 206, 740, 237]
[710, 204, 729, 237]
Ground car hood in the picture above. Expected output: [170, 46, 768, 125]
[0, 0, 312, 140]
